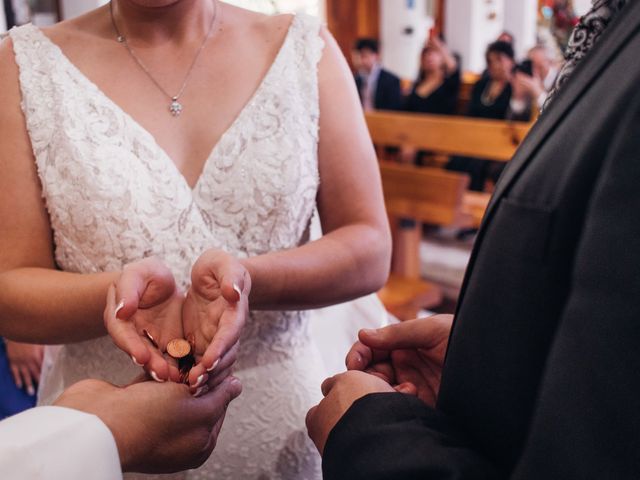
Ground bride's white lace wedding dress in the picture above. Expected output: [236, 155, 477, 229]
[9, 13, 328, 479]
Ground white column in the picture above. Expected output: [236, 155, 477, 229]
[380, 0, 434, 80]
[504, 0, 538, 60]
[573, 0, 592, 16]
[445, 0, 505, 73]
[0, 3, 7, 33]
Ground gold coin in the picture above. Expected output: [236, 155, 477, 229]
[167, 338, 191, 359]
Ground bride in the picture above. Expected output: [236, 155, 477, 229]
[0, 0, 391, 478]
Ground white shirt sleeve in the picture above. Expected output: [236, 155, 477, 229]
[0, 406, 122, 480]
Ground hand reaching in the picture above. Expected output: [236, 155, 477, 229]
[182, 249, 251, 386]
[53, 375, 242, 473]
[346, 315, 453, 407]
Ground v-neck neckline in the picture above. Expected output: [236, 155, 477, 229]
[26, 15, 298, 192]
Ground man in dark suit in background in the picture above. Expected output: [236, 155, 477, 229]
[353, 38, 402, 111]
[308, 0, 640, 478]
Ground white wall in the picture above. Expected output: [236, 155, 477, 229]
[445, 0, 505, 73]
[504, 0, 538, 61]
[0, 4, 7, 32]
[573, 0, 592, 16]
[380, 0, 434, 80]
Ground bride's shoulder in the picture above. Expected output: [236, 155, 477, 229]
[221, 3, 295, 43]
[37, 6, 110, 48]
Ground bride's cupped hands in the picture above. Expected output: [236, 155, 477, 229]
[103, 250, 251, 391]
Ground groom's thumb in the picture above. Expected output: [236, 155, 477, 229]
[359, 318, 438, 350]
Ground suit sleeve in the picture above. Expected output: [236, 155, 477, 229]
[322, 393, 498, 480]
[0, 406, 123, 479]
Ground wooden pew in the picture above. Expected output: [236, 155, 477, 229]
[377, 161, 475, 320]
[371, 113, 531, 317]
[366, 111, 531, 162]
[458, 71, 480, 114]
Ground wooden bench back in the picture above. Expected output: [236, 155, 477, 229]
[367, 111, 531, 162]
[380, 161, 470, 226]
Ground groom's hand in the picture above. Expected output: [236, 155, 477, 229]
[345, 315, 453, 407]
[183, 249, 251, 387]
[306, 371, 395, 455]
[104, 257, 184, 383]
[54, 376, 243, 473]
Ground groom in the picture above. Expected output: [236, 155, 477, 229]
[307, 0, 640, 478]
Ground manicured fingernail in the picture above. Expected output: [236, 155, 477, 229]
[131, 355, 143, 366]
[115, 299, 125, 317]
[27, 386, 35, 396]
[362, 328, 378, 336]
[194, 374, 207, 388]
[233, 283, 242, 299]
[207, 359, 220, 372]
[143, 329, 158, 349]
[150, 371, 165, 383]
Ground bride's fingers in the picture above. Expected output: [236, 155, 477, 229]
[104, 285, 150, 366]
[116, 258, 176, 313]
[191, 250, 250, 303]
[194, 306, 244, 383]
[220, 267, 250, 304]
[163, 353, 181, 383]
[143, 347, 171, 382]
[188, 342, 239, 387]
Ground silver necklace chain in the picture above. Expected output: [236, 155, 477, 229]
[109, 0, 218, 117]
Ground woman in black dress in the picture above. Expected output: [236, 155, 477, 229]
[405, 36, 460, 116]
[448, 41, 518, 191]
[402, 36, 460, 165]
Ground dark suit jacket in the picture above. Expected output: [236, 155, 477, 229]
[355, 68, 403, 111]
[324, 2, 640, 479]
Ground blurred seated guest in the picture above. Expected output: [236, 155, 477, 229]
[402, 35, 460, 165]
[448, 41, 524, 191]
[0, 339, 42, 420]
[469, 41, 520, 119]
[511, 45, 560, 116]
[353, 38, 402, 111]
[405, 36, 460, 116]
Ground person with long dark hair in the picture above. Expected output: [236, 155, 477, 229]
[405, 35, 460, 116]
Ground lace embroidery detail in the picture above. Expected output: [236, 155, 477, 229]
[10, 13, 326, 479]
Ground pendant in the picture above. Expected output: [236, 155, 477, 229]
[169, 97, 183, 117]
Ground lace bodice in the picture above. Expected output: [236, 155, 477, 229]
[10, 13, 326, 479]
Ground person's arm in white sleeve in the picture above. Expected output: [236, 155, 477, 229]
[0, 372, 243, 478]
[0, 406, 122, 480]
